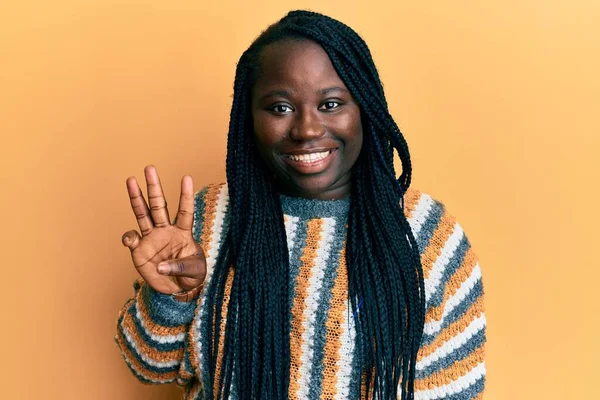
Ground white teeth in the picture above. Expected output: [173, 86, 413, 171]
[287, 150, 331, 163]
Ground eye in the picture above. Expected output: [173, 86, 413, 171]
[270, 104, 294, 114]
[320, 101, 341, 111]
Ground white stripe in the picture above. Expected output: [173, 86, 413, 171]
[408, 193, 435, 238]
[424, 223, 464, 302]
[424, 263, 482, 336]
[334, 296, 356, 400]
[194, 184, 230, 376]
[414, 362, 486, 400]
[119, 348, 175, 384]
[119, 327, 180, 369]
[417, 314, 486, 370]
[296, 218, 336, 399]
[134, 302, 186, 344]
[284, 215, 300, 254]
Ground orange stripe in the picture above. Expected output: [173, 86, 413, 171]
[120, 310, 183, 363]
[117, 298, 135, 322]
[425, 247, 478, 323]
[403, 187, 423, 220]
[359, 369, 375, 398]
[213, 267, 235, 399]
[417, 296, 485, 360]
[420, 208, 457, 280]
[289, 219, 323, 400]
[115, 329, 179, 382]
[200, 183, 223, 255]
[177, 352, 195, 382]
[320, 244, 348, 399]
[415, 344, 485, 390]
[136, 285, 187, 336]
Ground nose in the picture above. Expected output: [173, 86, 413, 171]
[289, 108, 325, 141]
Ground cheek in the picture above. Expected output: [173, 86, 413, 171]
[252, 115, 287, 167]
[253, 114, 285, 145]
[344, 113, 363, 159]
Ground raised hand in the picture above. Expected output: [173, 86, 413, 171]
[121, 165, 206, 295]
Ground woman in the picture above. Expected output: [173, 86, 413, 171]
[116, 10, 486, 400]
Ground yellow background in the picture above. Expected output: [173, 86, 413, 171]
[1, 0, 599, 398]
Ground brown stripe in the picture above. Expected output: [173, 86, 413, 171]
[200, 183, 223, 255]
[121, 309, 183, 363]
[289, 219, 323, 400]
[213, 266, 235, 399]
[115, 329, 179, 382]
[320, 245, 348, 399]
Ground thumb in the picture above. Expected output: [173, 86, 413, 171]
[157, 253, 206, 280]
[122, 230, 141, 251]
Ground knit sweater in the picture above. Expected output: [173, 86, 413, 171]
[115, 182, 486, 399]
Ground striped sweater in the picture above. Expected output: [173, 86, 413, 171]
[115, 182, 486, 399]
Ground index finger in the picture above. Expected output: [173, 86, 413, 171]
[174, 175, 195, 231]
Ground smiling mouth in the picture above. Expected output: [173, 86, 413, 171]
[284, 150, 333, 163]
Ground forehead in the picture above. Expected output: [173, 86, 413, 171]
[253, 39, 345, 91]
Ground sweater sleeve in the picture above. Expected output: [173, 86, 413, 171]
[410, 193, 487, 400]
[114, 186, 211, 389]
[114, 279, 198, 385]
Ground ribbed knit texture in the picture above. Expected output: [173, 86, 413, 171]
[115, 182, 487, 399]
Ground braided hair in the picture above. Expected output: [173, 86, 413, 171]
[203, 10, 426, 399]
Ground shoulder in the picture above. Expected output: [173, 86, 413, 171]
[404, 187, 483, 309]
[402, 187, 473, 254]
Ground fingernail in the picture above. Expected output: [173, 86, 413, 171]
[158, 264, 169, 274]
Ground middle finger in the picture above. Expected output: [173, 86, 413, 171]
[145, 165, 171, 228]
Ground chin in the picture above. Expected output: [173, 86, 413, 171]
[289, 176, 346, 199]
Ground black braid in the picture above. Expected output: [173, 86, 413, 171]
[203, 10, 425, 399]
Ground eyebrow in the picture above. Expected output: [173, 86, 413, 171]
[319, 86, 348, 95]
[259, 86, 349, 101]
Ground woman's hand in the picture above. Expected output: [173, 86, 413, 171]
[121, 165, 206, 295]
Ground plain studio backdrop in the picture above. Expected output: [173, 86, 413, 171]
[1, 0, 598, 399]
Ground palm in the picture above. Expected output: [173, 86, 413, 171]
[131, 225, 202, 293]
[123, 166, 206, 295]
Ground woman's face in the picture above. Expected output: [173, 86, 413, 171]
[251, 39, 363, 200]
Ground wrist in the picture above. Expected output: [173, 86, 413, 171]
[171, 283, 204, 303]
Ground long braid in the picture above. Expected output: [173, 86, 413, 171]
[203, 10, 425, 399]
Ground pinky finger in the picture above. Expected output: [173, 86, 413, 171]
[122, 230, 142, 251]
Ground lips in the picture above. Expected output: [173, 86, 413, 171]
[285, 150, 332, 162]
[281, 148, 337, 174]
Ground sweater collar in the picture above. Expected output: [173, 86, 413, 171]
[279, 193, 350, 220]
